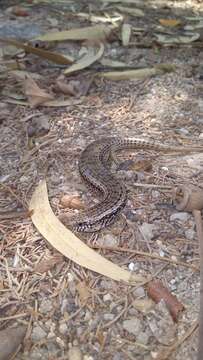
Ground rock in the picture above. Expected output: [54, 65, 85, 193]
[185, 229, 195, 240]
[27, 116, 50, 138]
[132, 298, 154, 313]
[31, 326, 47, 342]
[83, 310, 91, 321]
[100, 234, 118, 247]
[151, 190, 160, 198]
[147, 300, 176, 344]
[195, 118, 203, 125]
[44, 320, 55, 332]
[123, 318, 141, 336]
[59, 322, 68, 335]
[175, 128, 189, 136]
[139, 223, 155, 241]
[47, 331, 56, 339]
[133, 287, 145, 298]
[103, 293, 112, 302]
[29, 348, 48, 359]
[60, 195, 84, 209]
[56, 337, 65, 348]
[199, 133, 203, 139]
[136, 331, 149, 345]
[103, 313, 114, 321]
[68, 346, 82, 360]
[112, 353, 123, 360]
[128, 262, 136, 271]
[0, 325, 27, 360]
[198, 98, 203, 111]
[170, 212, 190, 222]
[39, 299, 53, 314]
[46, 341, 58, 353]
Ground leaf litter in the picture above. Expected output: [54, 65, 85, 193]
[0, 0, 203, 359]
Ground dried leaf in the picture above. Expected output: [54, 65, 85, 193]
[121, 23, 132, 46]
[36, 24, 114, 42]
[5, 98, 82, 107]
[116, 6, 144, 17]
[159, 19, 182, 27]
[42, 98, 83, 107]
[11, 6, 30, 16]
[130, 158, 152, 171]
[155, 32, 200, 44]
[102, 0, 142, 3]
[29, 180, 146, 284]
[0, 325, 27, 360]
[64, 43, 104, 75]
[55, 80, 78, 96]
[60, 195, 84, 210]
[99, 64, 175, 80]
[0, 37, 73, 65]
[76, 281, 91, 304]
[24, 77, 54, 107]
[75, 12, 122, 24]
[100, 58, 129, 68]
[10, 70, 42, 81]
[147, 280, 184, 321]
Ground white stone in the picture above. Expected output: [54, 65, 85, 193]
[128, 262, 136, 271]
[170, 212, 190, 222]
[139, 223, 155, 241]
[133, 286, 145, 298]
[123, 318, 141, 336]
[103, 293, 112, 302]
[59, 322, 68, 335]
[101, 234, 117, 247]
[185, 229, 195, 240]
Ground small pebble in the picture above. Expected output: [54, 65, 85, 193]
[139, 223, 155, 242]
[101, 234, 118, 247]
[27, 116, 50, 138]
[103, 293, 112, 302]
[123, 318, 141, 336]
[59, 322, 68, 335]
[176, 128, 189, 135]
[159, 250, 165, 257]
[136, 331, 149, 345]
[185, 229, 195, 240]
[103, 313, 114, 321]
[170, 212, 190, 222]
[60, 194, 84, 209]
[133, 286, 145, 298]
[31, 326, 47, 342]
[39, 299, 53, 314]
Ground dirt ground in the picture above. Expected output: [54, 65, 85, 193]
[1, 0, 203, 359]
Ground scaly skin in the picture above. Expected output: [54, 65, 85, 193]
[73, 137, 203, 232]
